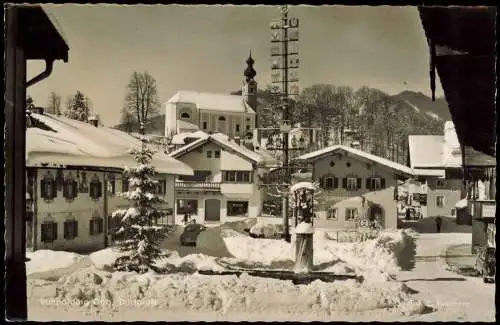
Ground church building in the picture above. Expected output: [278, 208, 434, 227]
[164, 53, 258, 140]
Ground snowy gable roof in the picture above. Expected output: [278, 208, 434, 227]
[295, 145, 414, 176]
[167, 90, 255, 114]
[443, 120, 496, 168]
[26, 113, 193, 176]
[408, 135, 444, 169]
[169, 132, 278, 165]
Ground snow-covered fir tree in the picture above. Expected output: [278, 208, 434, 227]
[64, 90, 89, 122]
[112, 133, 167, 273]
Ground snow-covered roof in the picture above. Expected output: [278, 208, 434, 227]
[408, 135, 444, 168]
[413, 168, 445, 177]
[290, 181, 315, 193]
[167, 90, 256, 114]
[172, 131, 210, 145]
[442, 121, 496, 168]
[455, 198, 468, 209]
[168, 132, 278, 166]
[177, 119, 199, 131]
[295, 145, 414, 176]
[27, 113, 193, 176]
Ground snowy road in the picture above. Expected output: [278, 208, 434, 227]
[394, 233, 495, 322]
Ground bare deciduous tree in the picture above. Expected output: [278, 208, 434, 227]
[121, 71, 161, 131]
[47, 91, 62, 115]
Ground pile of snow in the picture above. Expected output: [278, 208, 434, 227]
[295, 222, 314, 234]
[223, 228, 417, 280]
[222, 218, 258, 234]
[51, 266, 428, 316]
[89, 248, 127, 270]
[249, 222, 283, 238]
[27, 250, 86, 276]
[155, 251, 226, 273]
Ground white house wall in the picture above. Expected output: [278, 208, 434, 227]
[164, 102, 178, 136]
[311, 153, 400, 230]
[426, 177, 462, 217]
[35, 168, 106, 253]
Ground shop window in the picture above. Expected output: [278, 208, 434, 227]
[177, 199, 198, 214]
[227, 201, 249, 216]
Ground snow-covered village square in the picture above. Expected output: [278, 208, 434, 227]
[5, 4, 496, 322]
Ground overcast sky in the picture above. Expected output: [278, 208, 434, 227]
[28, 4, 443, 126]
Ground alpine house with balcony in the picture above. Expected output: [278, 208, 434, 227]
[168, 131, 279, 223]
[407, 133, 463, 219]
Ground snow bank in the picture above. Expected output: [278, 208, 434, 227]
[223, 228, 417, 281]
[51, 266, 428, 317]
[155, 251, 225, 273]
[249, 222, 283, 238]
[27, 250, 86, 276]
[89, 248, 126, 270]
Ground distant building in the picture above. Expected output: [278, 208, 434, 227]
[407, 134, 463, 219]
[295, 145, 414, 229]
[442, 121, 496, 252]
[168, 132, 279, 223]
[165, 54, 258, 139]
[26, 111, 193, 253]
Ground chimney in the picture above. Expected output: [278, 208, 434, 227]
[234, 136, 241, 146]
[88, 116, 98, 127]
[32, 107, 44, 114]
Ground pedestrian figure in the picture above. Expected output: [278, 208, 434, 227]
[184, 213, 189, 223]
[435, 216, 443, 233]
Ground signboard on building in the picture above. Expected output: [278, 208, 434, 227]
[482, 204, 496, 218]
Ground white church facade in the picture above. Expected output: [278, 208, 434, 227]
[165, 54, 258, 140]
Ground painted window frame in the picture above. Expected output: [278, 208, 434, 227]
[40, 220, 58, 243]
[327, 207, 337, 219]
[345, 207, 358, 221]
[89, 216, 104, 236]
[346, 177, 358, 191]
[63, 218, 78, 240]
[436, 195, 445, 208]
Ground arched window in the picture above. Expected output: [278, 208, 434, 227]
[218, 116, 226, 121]
[180, 112, 190, 119]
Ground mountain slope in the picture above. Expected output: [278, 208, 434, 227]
[391, 91, 451, 121]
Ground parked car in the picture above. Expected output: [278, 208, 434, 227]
[475, 246, 496, 283]
[180, 224, 206, 246]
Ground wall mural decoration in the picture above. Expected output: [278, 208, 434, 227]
[78, 171, 89, 193]
[40, 171, 57, 203]
[63, 171, 78, 202]
[56, 169, 64, 191]
[89, 173, 103, 200]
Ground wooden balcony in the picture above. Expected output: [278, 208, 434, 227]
[470, 199, 496, 220]
[175, 181, 221, 191]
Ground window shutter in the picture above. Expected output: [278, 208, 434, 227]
[342, 178, 347, 189]
[74, 220, 78, 237]
[97, 182, 102, 198]
[99, 218, 103, 233]
[63, 181, 69, 198]
[381, 178, 386, 189]
[64, 222, 69, 239]
[334, 177, 339, 189]
[41, 224, 47, 242]
[319, 177, 324, 188]
[41, 180, 47, 199]
[72, 180, 78, 198]
[357, 178, 362, 189]
[89, 220, 94, 236]
[53, 222, 58, 240]
[52, 180, 57, 198]
[366, 178, 371, 190]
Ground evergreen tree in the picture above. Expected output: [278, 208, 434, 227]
[64, 90, 89, 122]
[26, 95, 35, 110]
[112, 130, 167, 273]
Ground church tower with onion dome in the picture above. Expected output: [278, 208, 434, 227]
[242, 50, 258, 128]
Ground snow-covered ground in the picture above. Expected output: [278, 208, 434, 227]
[26, 222, 494, 321]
